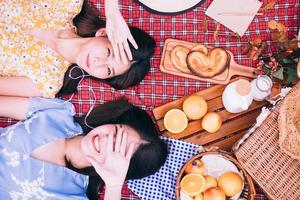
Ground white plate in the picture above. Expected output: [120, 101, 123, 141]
[137, 0, 204, 14]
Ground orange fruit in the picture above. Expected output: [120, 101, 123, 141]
[217, 172, 243, 197]
[183, 95, 208, 120]
[180, 174, 206, 197]
[163, 109, 188, 134]
[203, 175, 217, 191]
[203, 187, 226, 200]
[201, 112, 222, 133]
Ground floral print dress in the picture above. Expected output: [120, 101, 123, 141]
[0, 0, 83, 98]
[0, 98, 89, 199]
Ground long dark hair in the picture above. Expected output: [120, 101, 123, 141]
[68, 97, 168, 200]
[57, 1, 156, 95]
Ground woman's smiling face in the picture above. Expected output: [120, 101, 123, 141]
[81, 124, 142, 164]
[76, 35, 131, 79]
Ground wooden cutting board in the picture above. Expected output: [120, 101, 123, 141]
[160, 39, 260, 85]
[153, 77, 268, 151]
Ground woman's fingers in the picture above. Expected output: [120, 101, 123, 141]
[123, 41, 133, 61]
[109, 33, 137, 63]
[120, 131, 127, 155]
[86, 155, 98, 167]
[112, 43, 121, 64]
[118, 42, 128, 64]
[106, 132, 114, 153]
[86, 155, 103, 174]
[125, 142, 136, 160]
[114, 127, 122, 152]
[128, 34, 138, 50]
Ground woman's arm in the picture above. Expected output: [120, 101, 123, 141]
[0, 77, 42, 97]
[104, 185, 122, 200]
[0, 96, 29, 120]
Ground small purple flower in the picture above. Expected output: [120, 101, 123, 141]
[270, 57, 276, 62]
[269, 61, 274, 67]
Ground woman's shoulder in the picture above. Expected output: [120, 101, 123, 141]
[42, 0, 84, 29]
[7, 0, 84, 30]
[26, 97, 76, 119]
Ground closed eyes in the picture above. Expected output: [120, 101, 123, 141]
[107, 67, 111, 76]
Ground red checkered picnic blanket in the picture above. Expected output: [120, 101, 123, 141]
[0, 0, 299, 199]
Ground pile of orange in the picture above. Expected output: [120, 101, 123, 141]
[163, 95, 222, 134]
[180, 160, 244, 200]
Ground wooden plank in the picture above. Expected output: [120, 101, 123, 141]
[185, 109, 260, 145]
[205, 131, 247, 151]
[160, 100, 266, 140]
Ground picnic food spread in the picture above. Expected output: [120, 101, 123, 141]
[178, 154, 245, 200]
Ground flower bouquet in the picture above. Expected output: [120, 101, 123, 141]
[243, 20, 300, 87]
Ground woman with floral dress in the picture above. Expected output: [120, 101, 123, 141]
[0, 0, 155, 98]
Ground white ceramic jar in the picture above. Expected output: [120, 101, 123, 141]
[222, 79, 253, 113]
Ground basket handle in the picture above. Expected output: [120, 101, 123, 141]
[194, 146, 220, 152]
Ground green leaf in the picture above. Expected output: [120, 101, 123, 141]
[272, 67, 284, 80]
[263, 66, 272, 76]
[286, 67, 298, 84]
[282, 58, 293, 64]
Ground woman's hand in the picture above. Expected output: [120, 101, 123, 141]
[86, 128, 137, 187]
[105, 0, 138, 64]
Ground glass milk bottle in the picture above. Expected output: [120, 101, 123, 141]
[251, 75, 272, 101]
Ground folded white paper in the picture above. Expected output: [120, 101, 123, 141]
[205, 0, 262, 36]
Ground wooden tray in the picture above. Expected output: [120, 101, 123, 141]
[160, 39, 259, 85]
[153, 77, 268, 151]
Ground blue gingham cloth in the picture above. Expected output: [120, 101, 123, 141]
[127, 137, 201, 200]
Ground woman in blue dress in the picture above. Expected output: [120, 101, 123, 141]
[0, 96, 167, 200]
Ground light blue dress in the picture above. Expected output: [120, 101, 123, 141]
[0, 98, 89, 200]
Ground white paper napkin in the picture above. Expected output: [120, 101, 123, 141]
[205, 0, 262, 36]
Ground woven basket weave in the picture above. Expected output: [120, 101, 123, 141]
[233, 82, 300, 200]
[176, 151, 256, 200]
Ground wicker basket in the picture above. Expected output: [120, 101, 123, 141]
[233, 82, 300, 200]
[175, 151, 256, 200]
